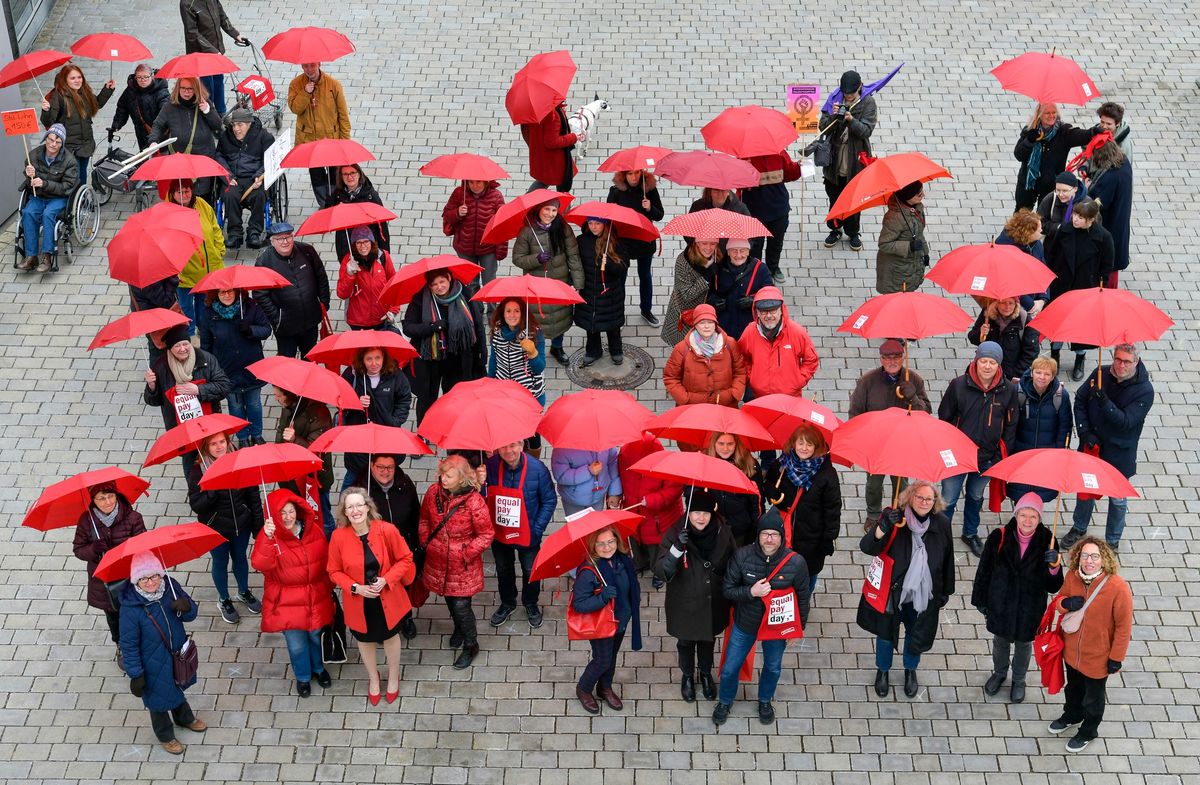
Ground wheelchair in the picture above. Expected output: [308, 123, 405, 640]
[215, 172, 289, 239]
[12, 181, 100, 273]
[91, 131, 159, 213]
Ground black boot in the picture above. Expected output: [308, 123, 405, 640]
[698, 671, 716, 701]
[904, 669, 919, 698]
[1071, 353, 1086, 382]
[453, 642, 479, 670]
[874, 669, 889, 697]
[1050, 347, 1061, 368]
[680, 672, 696, 703]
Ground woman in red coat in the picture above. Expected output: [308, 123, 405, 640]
[418, 454, 494, 670]
[521, 102, 578, 191]
[662, 304, 747, 408]
[327, 488, 415, 704]
[618, 432, 684, 578]
[336, 227, 399, 330]
[442, 179, 508, 287]
[251, 489, 335, 697]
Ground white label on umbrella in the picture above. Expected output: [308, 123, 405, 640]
[110, 49, 120, 57]
[1082, 83, 1093, 97]
[1081, 472, 1099, 489]
[940, 450, 958, 468]
[810, 411, 826, 424]
[645, 158, 655, 167]
[970, 276, 988, 291]
[565, 507, 596, 523]
[853, 315, 869, 329]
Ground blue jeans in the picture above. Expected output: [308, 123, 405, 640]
[226, 386, 264, 441]
[1071, 496, 1128, 546]
[718, 624, 788, 705]
[210, 527, 252, 600]
[76, 155, 89, 186]
[875, 603, 922, 671]
[941, 471, 990, 537]
[21, 195, 67, 254]
[176, 286, 204, 337]
[201, 74, 226, 116]
[281, 629, 325, 682]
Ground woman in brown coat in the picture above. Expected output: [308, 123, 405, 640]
[663, 304, 746, 408]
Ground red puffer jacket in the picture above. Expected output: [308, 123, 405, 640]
[618, 434, 684, 546]
[418, 484, 493, 597]
[336, 250, 398, 328]
[251, 489, 335, 633]
[442, 182, 509, 260]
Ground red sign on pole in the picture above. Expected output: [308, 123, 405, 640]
[2, 108, 40, 136]
[235, 75, 275, 111]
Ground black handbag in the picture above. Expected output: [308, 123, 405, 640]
[412, 498, 467, 577]
[321, 590, 348, 664]
[104, 579, 128, 609]
[803, 138, 832, 168]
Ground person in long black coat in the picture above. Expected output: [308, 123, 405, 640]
[574, 220, 628, 365]
[340, 347, 412, 488]
[970, 493, 1065, 703]
[401, 271, 486, 424]
[1079, 140, 1133, 282]
[1013, 103, 1098, 209]
[707, 239, 773, 342]
[1044, 199, 1114, 381]
[858, 480, 955, 699]
[199, 291, 271, 447]
[705, 433, 762, 546]
[606, 171, 664, 323]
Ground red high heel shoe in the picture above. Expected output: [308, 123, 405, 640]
[386, 688, 399, 704]
[367, 688, 381, 706]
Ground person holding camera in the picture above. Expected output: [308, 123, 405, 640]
[876, 181, 929, 294]
[817, 70, 877, 252]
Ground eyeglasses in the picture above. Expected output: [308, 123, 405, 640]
[340, 170, 359, 177]
[178, 86, 195, 92]
[1080, 553, 1103, 561]
[345, 503, 368, 510]
[1112, 357, 1136, 365]
[760, 531, 782, 539]
[595, 539, 618, 548]
[136, 574, 162, 584]
[913, 495, 936, 503]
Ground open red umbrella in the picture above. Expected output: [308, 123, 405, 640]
[95, 523, 225, 582]
[306, 329, 417, 368]
[1028, 287, 1173, 347]
[106, 202, 203, 287]
[378, 255, 483, 309]
[71, 33, 152, 81]
[825, 152, 951, 223]
[598, 145, 674, 173]
[538, 389, 654, 450]
[418, 378, 542, 451]
[481, 189, 574, 245]
[130, 153, 229, 182]
[89, 308, 189, 351]
[22, 467, 150, 531]
[662, 209, 771, 240]
[991, 51, 1101, 106]
[628, 451, 759, 495]
[309, 423, 432, 457]
[419, 153, 509, 181]
[701, 105, 799, 158]
[831, 409, 978, 482]
[294, 202, 396, 236]
[471, 275, 584, 306]
[648, 404, 775, 451]
[157, 52, 240, 79]
[838, 291, 974, 341]
[281, 138, 374, 169]
[0, 49, 71, 90]
[656, 150, 761, 189]
[529, 509, 642, 582]
[563, 202, 659, 243]
[247, 356, 363, 410]
[926, 242, 1057, 300]
[191, 265, 292, 293]
[198, 442, 323, 491]
[505, 50, 576, 125]
[262, 27, 355, 64]
[144, 414, 250, 468]
[743, 395, 842, 446]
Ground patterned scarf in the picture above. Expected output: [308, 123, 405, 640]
[1025, 121, 1061, 190]
[420, 280, 475, 360]
[212, 300, 239, 320]
[779, 452, 825, 491]
[688, 329, 723, 358]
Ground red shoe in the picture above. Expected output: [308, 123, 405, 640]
[386, 689, 399, 704]
[368, 689, 381, 706]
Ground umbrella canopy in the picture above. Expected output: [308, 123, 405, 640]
[281, 138, 374, 169]
[144, 414, 250, 468]
[481, 189, 575, 245]
[471, 275, 584, 306]
[262, 26, 355, 64]
[661, 208, 771, 240]
[825, 152, 951, 223]
[656, 150, 761, 189]
[157, 52, 240, 79]
[309, 423, 432, 457]
[94, 523, 225, 582]
[538, 389, 654, 451]
[1028, 287, 1173, 346]
[505, 50, 576, 125]
[991, 52, 1101, 106]
[598, 145, 674, 173]
[378, 255, 483, 309]
[529, 509, 642, 582]
[984, 448, 1138, 499]
[294, 202, 396, 236]
[198, 442, 324, 491]
[306, 329, 417, 368]
[22, 467, 150, 531]
[926, 243, 1057, 300]
[628, 451, 760, 495]
[0, 49, 71, 89]
[247, 356, 364, 410]
[839, 291, 974, 341]
[71, 33, 152, 62]
[418, 378, 542, 451]
[563, 201, 660, 243]
[647, 403, 776, 451]
[821, 63, 905, 114]
[106, 202, 203, 288]
[130, 153, 229, 182]
[831, 409, 978, 482]
[742, 394, 842, 446]
[191, 264, 292, 293]
[701, 105, 799, 158]
[419, 153, 509, 181]
[89, 308, 189, 351]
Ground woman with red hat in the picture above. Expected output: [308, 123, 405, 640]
[662, 304, 746, 409]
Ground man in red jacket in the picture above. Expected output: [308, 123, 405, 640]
[521, 102, 579, 192]
[737, 287, 820, 400]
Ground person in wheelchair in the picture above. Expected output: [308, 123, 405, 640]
[110, 64, 170, 151]
[216, 107, 275, 250]
[18, 123, 78, 273]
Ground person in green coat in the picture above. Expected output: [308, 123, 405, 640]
[876, 181, 929, 295]
[511, 200, 582, 364]
[40, 64, 114, 185]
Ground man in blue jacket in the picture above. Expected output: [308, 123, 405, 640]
[485, 441, 558, 629]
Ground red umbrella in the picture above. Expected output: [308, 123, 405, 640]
[130, 153, 229, 182]
[991, 51, 1101, 106]
[985, 449, 1138, 499]
[262, 27, 355, 64]
[378, 255, 483, 308]
[418, 378, 542, 451]
[157, 52, 240, 79]
[191, 265, 292, 293]
[281, 138, 374, 169]
[563, 201, 660, 243]
[71, 33, 152, 81]
[825, 152, 952, 223]
[1028, 287, 1173, 347]
[89, 308, 189, 351]
[926, 242, 1057, 300]
[144, 414, 250, 468]
[309, 423, 432, 457]
[106, 202, 203, 288]
[471, 275, 584, 306]
[247, 356, 364, 411]
[306, 329, 417, 368]
[95, 523, 225, 582]
[628, 451, 759, 495]
[538, 389, 654, 450]
[701, 105, 799, 158]
[0, 49, 71, 90]
[656, 150, 761, 189]
[743, 395, 843, 446]
[22, 467, 150, 532]
[529, 509, 642, 582]
[831, 409, 979, 482]
[662, 208, 771, 240]
[481, 189, 574, 245]
[838, 291, 973, 341]
[198, 442, 324, 491]
[648, 404, 775, 451]
[598, 145, 674, 173]
[294, 202, 396, 236]
[505, 50, 576, 125]
[419, 153, 509, 181]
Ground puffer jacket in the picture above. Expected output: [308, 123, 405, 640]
[442, 182, 508, 260]
[215, 118, 274, 181]
[739, 151, 803, 222]
[1055, 569, 1133, 679]
[1013, 371, 1073, 453]
[148, 98, 222, 157]
[736, 286, 819, 397]
[41, 85, 113, 158]
[967, 306, 1040, 380]
[574, 227, 628, 333]
[251, 489, 335, 633]
[655, 518, 737, 641]
[552, 447, 622, 509]
[938, 362, 1020, 468]
[199, 296, 270, 388]
[187, 458, 263, 540]
[175, 196, 225, 288]
[72, 497, 147, 611]
[971, 519, 1064, 642]
[723, 537, 811, 636]
[21, 144, 79, 196]
[252, 241, 330, 337]
[876, 196, 928, 294]
[709, 257, 773, 341]
[663, 328, 746, 407]
[1074, 361, 1154, 478]
[112, 73, 170, 150]
[143, 347, 231, 430]
[119, 577, 198, 711]
[511, 220, 583, 339]
[417, 485, 493, 597]
[336, 249, 398, 328]
[287, 72, 350, 145]
[324, 175, 390, 259]
[483, 452, 558, 547]
[369, 470, 421, 551]
[606, 178, 664, 258]
[618, 435, 684, 546]
[712, 462, 762, 546]
[180, 0, 240, 53]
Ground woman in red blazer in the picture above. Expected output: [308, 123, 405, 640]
[251, 489, 335, 698]
[327, 487, 415, 705]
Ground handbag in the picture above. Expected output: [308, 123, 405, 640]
[861, 522, 901, 614]
[321, 590, 348, 664]
[1060, 575, 1109, 634]
[104, 579, 129, 609]
[803, 138, 832, 168]
[1032, 602, 1066, 694]
[145, 608, 199, 688]
[566, 565, 619, 641]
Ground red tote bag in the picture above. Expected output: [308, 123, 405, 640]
[566, 566, 618, 641]
[861, 524, 901, 614]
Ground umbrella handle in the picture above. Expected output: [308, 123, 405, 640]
[89, 510, 101, 541]
[288, 397, 304, 429]
[587, 553, 608, 587]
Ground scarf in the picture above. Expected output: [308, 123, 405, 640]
[135, 577, 167, 603]
[1079, 566, 1103, 584]
[92, 503, 120, 529]
[1025, 121, 1061, 190]
[688, 329, 723, 358]
[420, 281, 476, 361]
[779, 452, 825, 491]
[212, 300, 239, 320]
[687, 519, 720, 561]
[756, 318, 782, 342]
[167, 348, 197, 384]
[353, 247, 378, 269]
[899, 507, 934, 612]
[881, 367, 901, 385]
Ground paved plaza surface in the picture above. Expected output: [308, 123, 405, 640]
[1, 1, 1198, 783]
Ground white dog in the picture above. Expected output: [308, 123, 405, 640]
[568, 95, 610, 157]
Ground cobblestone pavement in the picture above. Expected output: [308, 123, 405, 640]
[1, 1, 1198, 783]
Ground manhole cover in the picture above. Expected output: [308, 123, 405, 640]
[563, 344, 656, 390]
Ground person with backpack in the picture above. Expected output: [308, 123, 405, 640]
[1008, 355, 1073, 503]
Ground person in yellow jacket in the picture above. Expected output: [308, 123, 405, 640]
[164, 178, 225, 339]
[287, 62, 351, 206]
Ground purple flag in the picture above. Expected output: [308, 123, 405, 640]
[821, 63, 905, 115]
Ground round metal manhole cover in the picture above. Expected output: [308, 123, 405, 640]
[563, 345, 656, 390]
